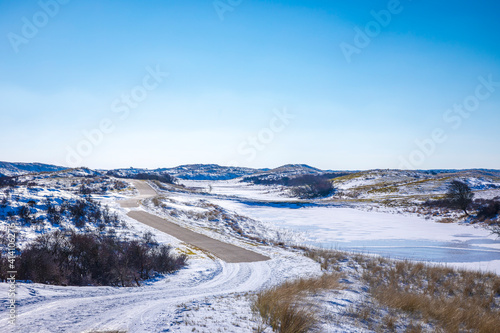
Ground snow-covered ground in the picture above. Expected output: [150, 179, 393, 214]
[1, 171, 499, 332]
[181, 179, 291, 202]
[0, 177, 359, 332]
[0, 252, 324, 332]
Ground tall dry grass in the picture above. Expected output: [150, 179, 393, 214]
[252, 273, 343, 333]
[305, 248, 500, 332]
[360, 259, 500, 332]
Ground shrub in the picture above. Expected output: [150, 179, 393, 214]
[107, 171, 176, 184]
[17, 205, 33, 224]
[45, 197, 120, 228]
[422, 198, 452, 209]
[289, 176, 336, 199]
[0, 176, 18, 187]
[0, 251, 10, 281]
[17, 231, 187, 286]
[475, 199, 500, 221]
[242, 174, 336, 199]
[242, 173, 349, 187]
[1, 195, 8, 208]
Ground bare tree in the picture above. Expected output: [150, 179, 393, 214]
[447, 180, 474, 215]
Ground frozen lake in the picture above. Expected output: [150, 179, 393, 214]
[211, 199, 500, 273]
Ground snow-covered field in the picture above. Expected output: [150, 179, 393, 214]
[0, 176, 356, 332]
[1, 169, 500, 332]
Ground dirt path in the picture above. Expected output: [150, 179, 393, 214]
[121, 180, 270, 263]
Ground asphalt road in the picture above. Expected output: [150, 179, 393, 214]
[121, 180, 270, 263]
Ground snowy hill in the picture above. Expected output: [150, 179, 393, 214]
[108, 164, 260, 180]
[332, 169, 500, 202]
[165, 164, 260, 180]
[267, 164, 324, 175]
[240, 163, 350, 184]
[0, 161, 67, 177]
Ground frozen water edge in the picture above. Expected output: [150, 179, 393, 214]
[209, 200, 500, 274]
[182, 179, 500, 275]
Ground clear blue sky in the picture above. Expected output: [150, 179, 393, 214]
[1, 0, 499, 170]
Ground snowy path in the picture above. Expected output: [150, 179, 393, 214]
[0, 259, 277, 332]
[128, 210, 269, 263]
[123, 180, 269, 263]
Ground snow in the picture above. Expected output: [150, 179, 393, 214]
[1, 167, 500, 332]
[181, 179, 293, 202]
[0, 250, 324, 332]
[205, 190, 500, 274]
[0, 161, 66, 177]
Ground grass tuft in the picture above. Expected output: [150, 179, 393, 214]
[252, 273, 343, 332]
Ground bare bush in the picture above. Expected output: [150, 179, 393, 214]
[475, 198, 500, 222]
[107, 171, 176, 184]
[289, 176, 335, 199]
[18, 231, 187, 286]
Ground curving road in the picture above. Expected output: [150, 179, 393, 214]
[122, 180, 270, 263]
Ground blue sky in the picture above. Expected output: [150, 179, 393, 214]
[1, 0, 499, 170]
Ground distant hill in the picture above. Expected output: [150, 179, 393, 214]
[240, 164, 352, 185]
[165, 164, 260, 180]
[107, 164, 260, 180]
[0, 161, 67, 177]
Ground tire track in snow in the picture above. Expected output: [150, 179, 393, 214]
[0, 259, 273, 332]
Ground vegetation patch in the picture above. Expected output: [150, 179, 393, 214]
[0, 230, 187, 286]
[252, 273, 343, 333]
[305, 248, 500, 332]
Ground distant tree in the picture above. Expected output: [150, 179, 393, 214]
[447, 180, 474, 215]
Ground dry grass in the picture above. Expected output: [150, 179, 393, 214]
[305, 248, 500, 332]
[304, 248, 351, 271]
[360, 259, 500, 333]
[252, 273, 343, 333]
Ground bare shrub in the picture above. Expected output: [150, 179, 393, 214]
[18, 231, 187, 286]
[475, 198, 500, 222]
[289, 176, 336, 199]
